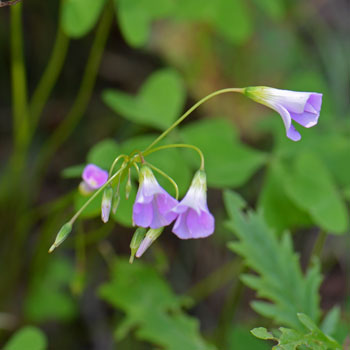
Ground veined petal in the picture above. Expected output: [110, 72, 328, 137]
[133, 202, 153, 227]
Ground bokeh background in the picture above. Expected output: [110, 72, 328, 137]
[0, 0, 349, 349]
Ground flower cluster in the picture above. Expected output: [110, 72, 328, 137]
[49, 86, 322, 256]
[133, 166, 215, 251]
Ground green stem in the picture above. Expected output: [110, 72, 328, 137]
[215, 263, 246, 348]
[186, 259, 243, 305]
[36, 3, 114, 175]
[143, 144, 205, 170]
[309, 229, 327, 266]
[144, 88, 244, 153]
[10, 1, 29, 169]
[109, 155, 127, 177]
[145, 162, 179, 200]
[29, 12, 70, 135]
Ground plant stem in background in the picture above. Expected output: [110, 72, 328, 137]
[29, 10, 70, 136]
[215, 263, 246, 349]
[10, 1, 29, 177]
[186, 259, 243, 305]
[309, 229, 327, 266]
[35, 2, 114, 178]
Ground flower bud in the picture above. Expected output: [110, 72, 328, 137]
[136, 227, 164, 258]
[129, 227, 147, 263]
[101, 185, 113, 223]
[112, 192, 120, 214]
[49, 222, 72, 253]
[125, 170, 132, 200]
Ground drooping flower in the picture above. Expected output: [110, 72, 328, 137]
[245, 86, 323, 141]
[80, 164, 108, 194]
[132, 165, 178, 229]
[171, 170, 214, 239]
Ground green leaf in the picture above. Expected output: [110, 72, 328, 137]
[103, 69, 185, 130]
[224, 190, 322, 329]
[74, 189, 103, 219]
[181, 119, 266, 188]
[229, 326, 271, 350]
[250, 327, 274, 340]
[4, 327, 47, 350]
[99, 259, 215, 350]
[61, 164, 85, 178]
[252, 315, 342, 350]
[320, 306, 341, 337]
[285, 152, 348, 234]
[61, 0, 107, 38]
[251, 0, 285, 19]
[115, 0, 174, 47]
[213, 0, 253, 45]
[258, 161, 312, 233]
[87, 139, 120, 170]
[25, 257, 77, 322]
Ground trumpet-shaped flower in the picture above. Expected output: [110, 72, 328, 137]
[80, 164, 108, 194]
[171, 170, 214, 239]
[245, 87, 323, 141]
[132, 166, 178, 229]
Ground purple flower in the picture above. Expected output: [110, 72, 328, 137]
[171, 170, 214, 239]
[245, 87, 323, 141]
[132, 166, 178, 229]
[80, 164, 108, 194]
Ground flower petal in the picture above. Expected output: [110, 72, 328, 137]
[187, 209, 215, 238]
[290, 111, 319, 128]
[172, 211, 192, 239]
[133, 202, 153, 227]
[287, 124, 301, 142]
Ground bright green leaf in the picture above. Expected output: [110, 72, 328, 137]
[103, 69, 185, 130]
[115, 0, 173, 47]
[285, 152, 348, 234]
[99, 259, 215, 350]
[213, 0, 253, 45]
[4, 327, 47, 350]
[61, 0, 107, 38]
[250, 327, 274, 341]
[61, 164, 85, 178]
[251, 0, 285, 19]
[224, 190, 322, 329]
[258, 161, 312, 233]
[252, 315, 342, 350]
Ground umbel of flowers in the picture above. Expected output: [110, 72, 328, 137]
[49, 86, 322, 259]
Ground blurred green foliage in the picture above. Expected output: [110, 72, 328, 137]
[99, 259, 215, 350]
[0, 0, 349, 349]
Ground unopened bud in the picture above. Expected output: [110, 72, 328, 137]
[125, 169, 132, 200]
[129, 227, 147, 263]
[112, 192, 120, 214]
[101, 185, 113, 223]
[49, 222, 72, 253]
[136, 227, 164, 258]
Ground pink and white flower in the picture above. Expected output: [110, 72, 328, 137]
[245, 87, 323, 141]
[171, 170, 215, 239]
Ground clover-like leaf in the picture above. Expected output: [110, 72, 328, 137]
[61, 0, 107, 38]
[103, 69, 185, 130]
